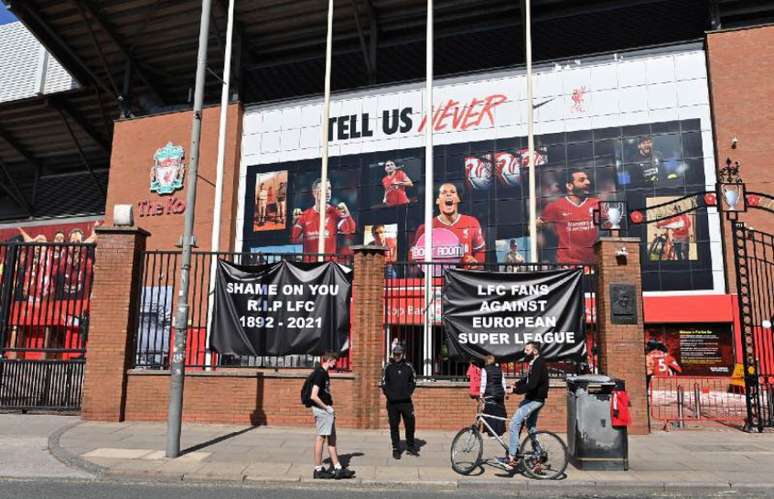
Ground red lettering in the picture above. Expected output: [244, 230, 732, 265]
[416, 93, 509, 133]
[461, 97, 485, 130]
[479, 94, 507, 128]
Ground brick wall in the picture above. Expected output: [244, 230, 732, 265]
[707, 25, 774, 292]
[81, 228, 148, 421]
[595, 237, 648, 435]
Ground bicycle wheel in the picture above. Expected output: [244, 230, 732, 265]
[450, 425, 483, 475]
[520, 430, 568, 480]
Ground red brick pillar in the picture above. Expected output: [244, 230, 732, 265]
[350, 245, 386, 429]
[594, 237, 649, 435]
[82, 227, 149, 421]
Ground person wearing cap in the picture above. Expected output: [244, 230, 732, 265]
[381, 342, 417, 459]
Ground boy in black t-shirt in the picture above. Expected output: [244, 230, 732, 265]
[309, 352, 355, 480]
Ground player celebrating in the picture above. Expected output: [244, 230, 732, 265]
[382, 160, 413, 206]
[411, 183, 485, 266]
[291, 178, 356, 256]
[655, 206, 692, 261]
[538, 169, 600, 264]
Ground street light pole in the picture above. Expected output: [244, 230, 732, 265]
[317, 0, 334, 260]
[166, 0, 212, 458]
[525, 0, 537, 264]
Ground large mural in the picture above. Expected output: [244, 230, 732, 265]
[238, 48, 721, 292]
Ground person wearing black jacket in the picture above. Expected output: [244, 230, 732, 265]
[498, 341, 549, 470]
[381, 343, 417, 459]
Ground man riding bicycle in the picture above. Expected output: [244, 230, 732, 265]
[498, 341, 549, 470]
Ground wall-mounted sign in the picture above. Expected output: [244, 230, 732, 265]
[150, 142, 185, 195]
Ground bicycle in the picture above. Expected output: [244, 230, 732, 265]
[450, 396, 568, 479]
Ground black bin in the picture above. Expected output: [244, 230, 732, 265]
[566, 374, 628, 471]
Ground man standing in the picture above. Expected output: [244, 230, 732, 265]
[539, 169, 600, 264]
[505, 239, 525, 271]
[256, 183, 268, 225]
[382, 343, 418, 459]
[277, 181, 287, 225]
[309, 352, 356, 480]
[411, 183, 486, 266]
[498, 342, 549, 470]
[656, 207, 692, 261]
[291, 178, 356, 256]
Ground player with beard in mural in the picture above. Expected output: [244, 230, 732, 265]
[538, 169, 600, 264]
[291, 178, 356, 258]
[411, 183, 485, 267]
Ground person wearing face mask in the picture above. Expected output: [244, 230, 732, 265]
[497, 341, 549, 471]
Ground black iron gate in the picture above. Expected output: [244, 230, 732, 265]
[732, 223, 774, 431]
[0, 242, 94, 411]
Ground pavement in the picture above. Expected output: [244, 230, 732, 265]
[33, 414, 774, 494]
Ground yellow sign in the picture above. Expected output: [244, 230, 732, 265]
[730, 363, 745, 388]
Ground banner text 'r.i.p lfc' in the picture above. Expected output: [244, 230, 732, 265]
[442, 268, 585, 362]
[211, 259, 352, 356]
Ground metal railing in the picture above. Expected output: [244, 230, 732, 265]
[133, 250, 352, 371]
[384, 260, 598, 380]
[0, 242, 93, 411]
[648, 376, 750, 429]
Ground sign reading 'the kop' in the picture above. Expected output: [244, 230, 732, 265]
[442, 268, 586, 362]
[211, 259, 352, 356]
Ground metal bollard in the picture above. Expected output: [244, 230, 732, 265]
[676, 386, 685, 429]
[694, 383, 702, 420]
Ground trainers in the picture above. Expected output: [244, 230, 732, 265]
[406, 446, 419, 457]
[333, 467, 356, 480]
[392, 449, 402, 460]
[313, 468, 335, 479]
[495, 456, 518, 471]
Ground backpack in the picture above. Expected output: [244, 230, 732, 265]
[300, 372, 315, 407]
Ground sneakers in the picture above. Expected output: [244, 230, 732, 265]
[406, 446, 419, 457]
[313, 468, 335, 479]
[333, 467, 356, 480]
[495, 456, 519, 471]
[392, 449, 402, 460]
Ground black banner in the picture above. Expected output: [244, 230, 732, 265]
[211, 259, 352, 356]
[442, 268, 585, 362]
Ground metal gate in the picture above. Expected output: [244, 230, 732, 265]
[732, 222, 774, 431]
[0, 242, 94, 411]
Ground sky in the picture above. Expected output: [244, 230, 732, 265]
[0, 5, 17, 25]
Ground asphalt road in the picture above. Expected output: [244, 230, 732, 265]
[1, 479, 774, 499]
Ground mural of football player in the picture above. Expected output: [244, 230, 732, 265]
[382, 160, 413, 206]
[411, 183, 485, 266]
[290, 178, 356, 255]
[538, 169, 600, 264]
[655, 206, 692, 261]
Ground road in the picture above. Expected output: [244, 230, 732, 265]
[1, 478, 774, 499]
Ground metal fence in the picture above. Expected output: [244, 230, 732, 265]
[133, 250, 352, 371]
[648, 376, 751, 430]
[0, 242, 93, 411]
[384, 261, 598, 380]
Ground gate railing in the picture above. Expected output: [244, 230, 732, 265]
[383, 260, 598, 380]
[0, 242, 94, 411]
[648, 376, 749, 430]
[133, 250, 352, 371]
[732, 223, 774, 430]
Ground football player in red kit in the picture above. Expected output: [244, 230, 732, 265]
[411, 183, 485, 266]
[538, 170, 600, 264]
[291, 179, 356, 257]
[382, 160, 413, 206]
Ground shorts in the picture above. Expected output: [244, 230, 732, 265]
[312, 406, 336, 437]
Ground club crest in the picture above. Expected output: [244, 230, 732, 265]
[150, 143, 185, 195]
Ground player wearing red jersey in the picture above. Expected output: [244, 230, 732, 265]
[655, 207, 692, 261]
[290, 179, 356, 256]
[411, 183, 485, 265]
[382, 160, 413, 206]
[538, 170, 600, 264]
